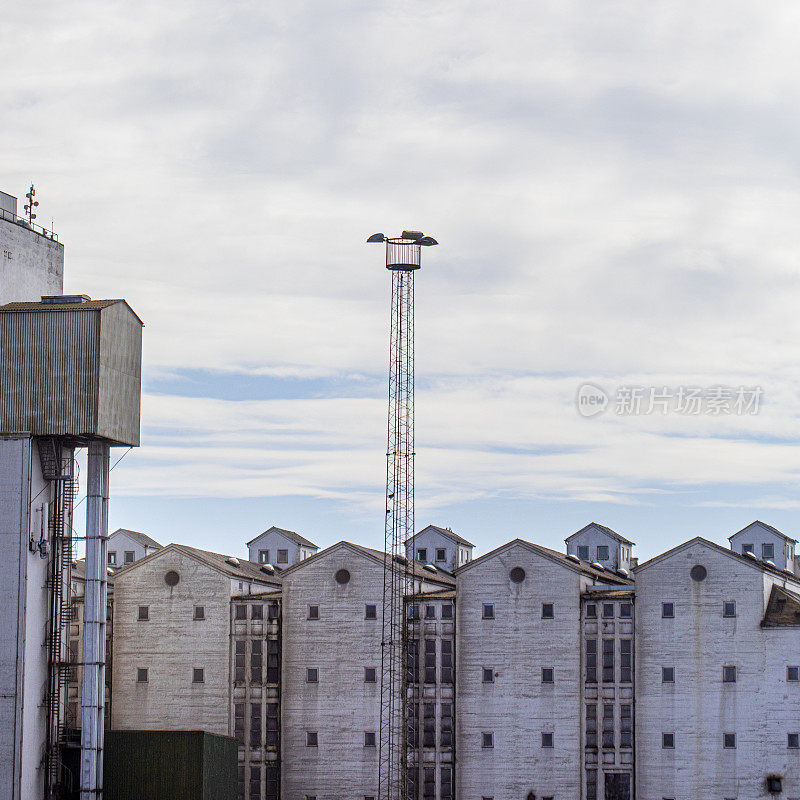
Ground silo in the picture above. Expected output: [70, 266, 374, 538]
[0, 295, 142, 800]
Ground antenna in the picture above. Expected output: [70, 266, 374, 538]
[368, 230, 437, 800]
[24, 183, 39, 225]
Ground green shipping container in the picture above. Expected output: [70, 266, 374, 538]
[103, 730, 237, 800]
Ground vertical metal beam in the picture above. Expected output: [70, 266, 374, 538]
[80, 441, 109, 799]
[379, 263, 416, 800]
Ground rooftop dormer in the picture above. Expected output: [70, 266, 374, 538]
[729, 521, 797, 574]
[404, 525, 474, 573]
[247, 526, 319, 568]
[565, 523, 635, 573]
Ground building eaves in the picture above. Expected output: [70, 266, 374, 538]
[728, 520, 798, 544]
[0, 298, 145, 326]
[404, 524, 475, 548]
[565, 522, 635, 547]
[246, 525, 319, 550]
[455, 538, 633, 585]
[762, 584, 800, 628]
[110, 528, 163, 551]
[634, 536, 800, 585]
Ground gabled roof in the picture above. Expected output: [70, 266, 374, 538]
[278, 541, 456, 587]
[762, 584, 800, 628]
[0, 298, 144, 325]
[455, 538, 633, 585]
[404, 524, 475, 548]
[109, 528, 163, 551]
[565, 522, 635, 547]
[247, 526, 318, 550]
[111, 543, 282, 586]
[633, 536, 800, 584]
[728, 520, 797, 545]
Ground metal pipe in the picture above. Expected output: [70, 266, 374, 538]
[80, 441, 109, 799]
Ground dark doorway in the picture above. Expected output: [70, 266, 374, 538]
[605, 772, 631, 800]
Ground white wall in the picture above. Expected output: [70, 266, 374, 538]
[0, 217, 63, 305]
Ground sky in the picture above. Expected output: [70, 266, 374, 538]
[5, 1, 800, 563]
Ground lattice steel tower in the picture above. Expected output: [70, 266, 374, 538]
[367, 230, 438, 800]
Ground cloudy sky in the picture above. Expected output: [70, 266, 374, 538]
[5, 1, 800, 562]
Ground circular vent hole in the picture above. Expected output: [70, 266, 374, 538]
[509, 567, 526, 583]
[164, 570, 180, 586]
[690, 564, 707, 582]
[334, 568, 351, 585]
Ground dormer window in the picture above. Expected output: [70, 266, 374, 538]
[436, 548, 446, 562]
[258, 549, 269, 563]
[577, 546, 589, 560]
[742, 543, 754, 554]
[596, 545, 609, 561]
[417, 548, 427, 562]
[762, 543, 774, 560]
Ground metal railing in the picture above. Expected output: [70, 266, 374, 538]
[0, 206, 59, 241]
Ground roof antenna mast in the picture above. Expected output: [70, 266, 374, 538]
[367, 229, 438, 800]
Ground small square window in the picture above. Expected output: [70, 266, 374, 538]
[542, 667, 554, 684]
[662, 666, 675, 683]
[365, 604, 377, 620]
[723, 665, 737, 683]
[788, 733, 800, 748]
[192, 668, 204, 683]
[602, 603, 614, 619]
[541, 732, 554, 748]
[723, 601, 736, 618]
[277, 549, 289, 564]
[441, 604, 453, 619]
[481, 732, 494, 748]
[620, 602, 632, 618]
[482, 604, 495, 620]
[742, 543, 754, 554]
[124, 550, 135, 564]
[108, 551, 117, 565]
[425, 605, 436, 619]
[482, 668, 494, 683]
[306, 668, 318, 683]
[541, 603, 554, 619]
[193, 605, 205, 620]
[137, 605, 149, 621]
[258, 549, 269, 563]
[723, 733, 736, 749]
[586, 603, 597, 618]
[436, 548, 446, 562]
[597, 545, 609, 561]
[308, 605, 319, 620]
[364, 731, 376, 747]
[662, 603, 674, 618]
[251, 604, 263, 620]
[235, 605, 247, 620]
[788, 666, 799, 682]
[662, 733, 674, 749]
[762, 543, 775, 560]
[364, 667, 376, 683]
[577, 546, 589, 560]
[137, 668, 148, 683]
[417, 548, 427, 562]
[306, 731, 318, 747]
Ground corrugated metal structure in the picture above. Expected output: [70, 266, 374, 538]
[103, 731, 237, 800]
[0, 297, 143, 447]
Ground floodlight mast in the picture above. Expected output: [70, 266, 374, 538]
[367, 231, 437, 800]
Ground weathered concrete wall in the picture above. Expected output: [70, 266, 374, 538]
[0, 217, 63, 305]
[281, 545, 384, 799]
[729, 521, 796, 571]
[455, 542, 583, 799]
[635, 540, 800, 799]
[111, 550, 232, 735]
[0, 436, 54, 800]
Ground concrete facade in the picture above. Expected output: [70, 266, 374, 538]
[405, 525, 473, 572]
[247, 526, 318, 568]
[0, 214, 63, 306]
[634, 538, 800, 800]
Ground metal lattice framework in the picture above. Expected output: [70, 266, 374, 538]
[369, 230, 437, 800]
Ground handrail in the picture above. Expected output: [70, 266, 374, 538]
[0, 206, 59, 242]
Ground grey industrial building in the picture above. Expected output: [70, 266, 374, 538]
[97, 519, 800, 800]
